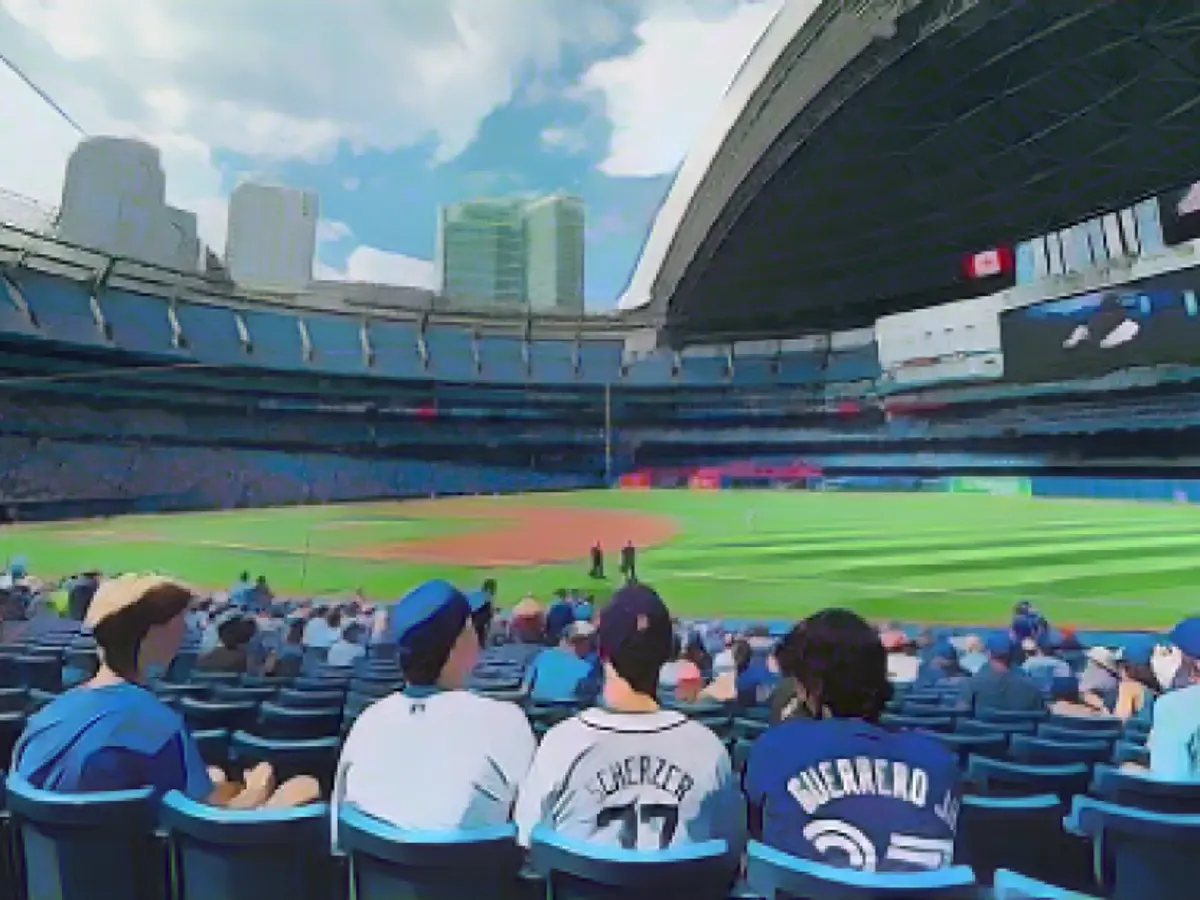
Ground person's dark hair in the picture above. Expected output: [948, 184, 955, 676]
[775, 608, 892, 722]
[400, 604, 472, 686]
[326, 608, 342, 628]
[1121, 661, 1160, 695]
[608, 624, 673, 698]
[285, 619, 304, 644]
[342, 622, 363, 644]
[93, 581, 193, 679]
[218, 616, 256, 650]
[731, 639, 753, 673]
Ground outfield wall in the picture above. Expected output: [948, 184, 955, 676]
[1030, 476, 1200, 503]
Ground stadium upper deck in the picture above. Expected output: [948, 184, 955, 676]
[625, 0, 1200, 344]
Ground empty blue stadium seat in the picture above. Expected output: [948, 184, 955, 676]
[190, 728, 231, 767]
[1038, 723, 1120, 744]
[881, 713, 954, 733]
[0, 686, 26, 712]
[1009, 735, 1111, 766]
[0, 711, 25, 769]
[178, 697, 258, 732]
[956, 795, 1091, 891]
[338, 805, 525, 900]
[1089, 764, 1200, 813]
[0, 773, 12, 900]
[160, 791, 334, 900]
[531, 825, 735, 900]
[965, 757, 1091, 799]
[230, 731, 339, 793]
[1065, 796, 1200, 900]
[975, 709, 1046, 726]
[957, 719, 1037, 738]
[992, 869, 1102, 899]
[745, 841, 976, 899]
[277, 687, 345, 709]
[1046, 714, 1119, 732]
[5, 775, 167, 900]
[16, 655, 62, 692]
[211, 685, 277, 704]
[928, 732, 1008, 767]
[1110, 741, 1149, 768]
[255, 701, 341, 739]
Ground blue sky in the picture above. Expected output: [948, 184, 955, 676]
[0, 0, 782, 308]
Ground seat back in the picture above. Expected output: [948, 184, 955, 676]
[1066, 796, 1200, 900]
[881, 714, 955, 733]
[928, 732, 1007, 767]
[178, 697, 259, 732]
[338, 805, 525, 900]
[531, 826, 733, 900]
[1089, 765, 1200, 814]
[160, 791, 333, 900]
[956, 795, 1091, 891]
[991, 869, 1102, 899]
[5, 775, 166, 900]
[745, 841, 976, 899]
[1009, 735, 1111, 766]
[255, 701, 342, 739]
[1038, 724, 1120, 744]
[0, 772, 15, 900]
[965, 757, 1091, 799]
[277, 688, 345, 709]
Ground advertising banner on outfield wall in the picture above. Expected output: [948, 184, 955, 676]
[946, 476, 1032, 497]
[999, 284, 1200, 382]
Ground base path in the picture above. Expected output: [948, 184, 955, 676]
[363, 499, 679, 566]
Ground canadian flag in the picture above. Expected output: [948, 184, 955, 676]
[963, 247, 1013, 279]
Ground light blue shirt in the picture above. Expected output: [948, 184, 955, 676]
[1148, 684, 1200, 781]
[529, 648, 591, 703]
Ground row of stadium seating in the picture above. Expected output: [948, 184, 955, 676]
[1, 624, 1194, 898]
[4, 270, 882, 386]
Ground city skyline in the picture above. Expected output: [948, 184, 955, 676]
[0, 0, 785, 309]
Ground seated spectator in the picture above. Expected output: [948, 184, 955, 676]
[659, 635, 702, 695]
[1020, 637, 1071, 693]
[1011, 601, 1047, 644]
[514, 584, 745, 852]
[303, 606, 341, 650]
[574, 593, 594, 623]
[884, 631, 920, 684]
[1112, 641, 1159, 725]
[1138, 618, 1200, 781]
[326, 622, 367, 668]
[13, 574, 316, 808]
[229, 571, 253, 608]
[1077, 646, 1120, 713]
[958, 635, 988, 675]
[266, 618, 306, 677]
[67, 571, 101, 621]
[195, 615, 256, 674]
[529, 621, 595, 703]
[958, 634, 1045, 715]
[545, 590, 575, 644]
[332, 580, 535, 841]
[745, 609, 961, 872]
[701, 638, 752, 703]
[246, 608, 284, 674]
[914, 640, 965, 689]
[510, 596, 545, 644]
[736, 643, 780, 707]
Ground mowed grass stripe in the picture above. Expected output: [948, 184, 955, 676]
[678, 521, 1199, 562]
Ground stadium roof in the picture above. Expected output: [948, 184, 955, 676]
[623, 0, 1200, 345]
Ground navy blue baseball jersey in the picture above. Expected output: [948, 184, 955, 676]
[744, 718, 961, 872]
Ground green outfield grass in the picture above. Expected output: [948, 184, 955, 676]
[5, 490, 1200, 629]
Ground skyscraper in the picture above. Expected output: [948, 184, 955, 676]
[525, 194, 585, 314]
[438, 198, 527, 308]
[437, 194, 585, 311]
[225, 183, 319, 293]
[57, 136, 199, 271]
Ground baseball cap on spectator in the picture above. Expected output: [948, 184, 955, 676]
[511, 596, 543, 619]
[564, 620, 596, 641]
[931, 639, 958, 660]
[1020, 637, 1038, 653]
[1169, 617, 1200, 658]
[596, 583, 673, 696]
[1115, 640, 1155, 667]
[387, 579, 475, 687]
[985, 633, 1015, 659]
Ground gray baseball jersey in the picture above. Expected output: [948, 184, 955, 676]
[513, 707, 745, 853]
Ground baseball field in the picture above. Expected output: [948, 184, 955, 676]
[3, 489, 1199, 629]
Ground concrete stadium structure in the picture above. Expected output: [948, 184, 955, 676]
[624, 0, 1200, 343]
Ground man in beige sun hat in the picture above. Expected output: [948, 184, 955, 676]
[12, 573, 317, 809]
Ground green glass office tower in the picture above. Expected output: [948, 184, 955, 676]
[437, 194, 585, 312]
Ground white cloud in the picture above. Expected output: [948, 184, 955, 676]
[1, 0, 628, 165]
[319, 246, 437, 290]
[581, 0, 781, 178]
[341, 176, 361, 192]
[316, 218, 353, 244]
[540, 125, 588, 155]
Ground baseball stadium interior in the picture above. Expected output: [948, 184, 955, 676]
[5, 1, 1200, 899]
